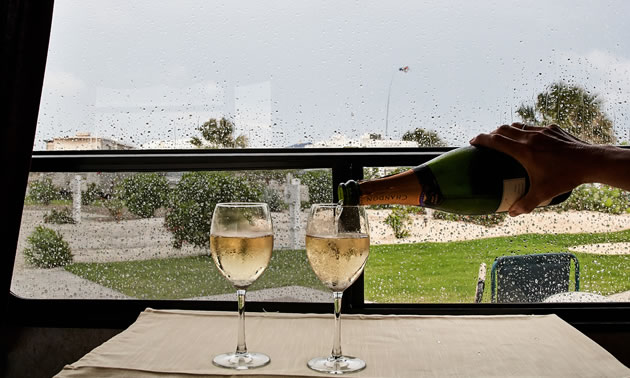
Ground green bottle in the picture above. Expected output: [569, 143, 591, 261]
[338, 146, 571, 215]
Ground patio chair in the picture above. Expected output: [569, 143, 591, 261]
[490, 253, 580, 303]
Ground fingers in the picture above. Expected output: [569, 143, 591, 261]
[469, 132, 522, 157]
[489, 124, 525, 139]
[514, 123, 546, 132]
[508, 191, 543, 217]
[471, 123, 539, 145]
[545, 124, 589, 144]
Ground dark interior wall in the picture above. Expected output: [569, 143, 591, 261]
[1, 0, 55, 375]
[6, 327, 122, 378]
[583, 329, 630, 367]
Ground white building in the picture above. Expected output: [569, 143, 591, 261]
[45, 132, 134, 151]
[140, 138, 195, 149]
[307, 133, 417, 148]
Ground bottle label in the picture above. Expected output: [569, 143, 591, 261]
[413, 165, 443, 207]
[362, 193, 412, 204]
[497, 178, 527, 212]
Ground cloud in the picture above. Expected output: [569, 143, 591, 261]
[42, 71, 86, 95]
[562, 50, 630, 106]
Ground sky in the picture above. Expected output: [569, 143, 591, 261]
[35, 0, 630, 149]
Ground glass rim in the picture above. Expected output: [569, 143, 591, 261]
[215, 202, 268, 208]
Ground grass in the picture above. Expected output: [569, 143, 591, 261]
[365, 230, 630, 303]
[23, 199, 73, 206]
[66, 250, 326, 299]
[66, 230, 630, 302]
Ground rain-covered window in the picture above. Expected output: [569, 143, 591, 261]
[14, 169, 334, 301]
[21, 1, 630, 303]
[363, 167, 630, 303]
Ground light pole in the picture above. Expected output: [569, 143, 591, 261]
[384, 66, 409, 138]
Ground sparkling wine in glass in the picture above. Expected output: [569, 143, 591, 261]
[306, 204, 370, 374]
[210, 202, 273, 370]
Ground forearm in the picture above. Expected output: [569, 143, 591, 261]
[582, 145, 630, 191]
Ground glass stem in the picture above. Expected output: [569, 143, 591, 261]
[236, 289, 247, 355]
[331, 291, 343, 358]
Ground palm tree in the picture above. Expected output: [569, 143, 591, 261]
[190, 117, 248, 148]
[516, 82, 615, 144]
[402, 128, 447, 147]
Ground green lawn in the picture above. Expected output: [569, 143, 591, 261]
[365, 230, 630, 303]
[66, 230, 630, 302]
[66, 250, 327, 299]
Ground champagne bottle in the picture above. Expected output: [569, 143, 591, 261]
[337, 146, 571, 215]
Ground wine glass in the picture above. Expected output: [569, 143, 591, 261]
[210, 202, 273, 370]
[305, 204, 370, 374]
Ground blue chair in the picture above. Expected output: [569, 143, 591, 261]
[490, 253, 580, 303]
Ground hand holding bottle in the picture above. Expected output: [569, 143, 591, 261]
[470, 123, 630, 216]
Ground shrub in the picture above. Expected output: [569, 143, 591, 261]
[43, 208, 76, 224]
[26, 178, 62, 205]
[385, 207, 411, 238]
[432, 210, 507, 227]
[298, 170, 332, 209]
[119, 173, 170, 218]
[384, 206, 424, 238]
[82, 182, 103, 205]
[262, 187, 287, 212]
[104, 198, 125, 222]
[555, 184, 630, 215]
[164, 172, 264, 249]
[103, 184, 126, 222]
[23, 226, 73, 268]
[58, 187, 73, 201]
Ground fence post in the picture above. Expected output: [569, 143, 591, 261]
[72, 175, 82, 223]
[284, 174, 302, 249]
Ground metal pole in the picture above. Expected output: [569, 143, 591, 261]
[384, 71, 395, 138]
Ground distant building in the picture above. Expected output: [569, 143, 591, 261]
[308, 133, 417, 148]
[140, 138, 194, 149]
[45, 132, 134, 151]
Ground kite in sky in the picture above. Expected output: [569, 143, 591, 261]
[399, 66, 410, 72]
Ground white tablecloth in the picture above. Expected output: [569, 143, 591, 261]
[57, 308, 630, 377]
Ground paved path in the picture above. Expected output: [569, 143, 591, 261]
[189, 286, 332, 303]
[11, 268, 331, 302]
[11, 268, 130, 299]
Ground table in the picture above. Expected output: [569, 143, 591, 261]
[56, 309, 630, 377]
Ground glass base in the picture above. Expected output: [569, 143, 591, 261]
[212, 352, 270, 370]
[307, 355, 366, 375]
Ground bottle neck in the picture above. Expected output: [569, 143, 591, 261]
[357, 169, 423, 206]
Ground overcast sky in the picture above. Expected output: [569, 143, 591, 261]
[35, 0, 630, 149]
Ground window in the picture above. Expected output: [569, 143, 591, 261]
[15, 169, 334, 302]
[36, 1, 630, 152]
[17, 1, 630, 308]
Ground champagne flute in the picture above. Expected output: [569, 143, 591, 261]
[210, 202, 273, 370]
[306, 204, 370, 374]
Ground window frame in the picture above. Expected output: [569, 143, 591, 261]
[7, 148, 630, 333]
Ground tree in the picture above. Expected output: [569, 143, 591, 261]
[190, 117, 248, 148]
[402, 128, 447, 147]
[516, 82, 615, 144]
[119, 173, 170, 218]
[164, 172, 263, 248]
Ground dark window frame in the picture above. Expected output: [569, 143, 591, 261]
[7, 148, 630, 333]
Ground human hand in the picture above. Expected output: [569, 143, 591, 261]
[470, 123, 594, 216]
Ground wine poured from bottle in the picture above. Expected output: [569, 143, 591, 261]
[338, 146, 571, 215]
